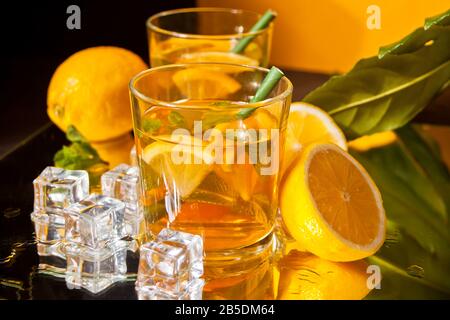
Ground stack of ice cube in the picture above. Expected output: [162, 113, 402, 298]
[64, 194, 128, 294]
[101, 163, 143, 249]
[31, 167, 89, 268]
[31, 166, 204, 298]
[135, 228, 205, 300]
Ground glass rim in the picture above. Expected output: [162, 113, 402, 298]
[146, 7, 273, 40]
[129, 62, 293, 110]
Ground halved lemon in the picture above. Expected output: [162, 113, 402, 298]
[177, 51, 259, 67]
[142, 137, 213, 198]
[283, 102, 347, 177]
[172, 68, 241, 100]
[280, 143, 386, 262]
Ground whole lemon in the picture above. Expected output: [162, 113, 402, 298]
[47, 46, 147, 141]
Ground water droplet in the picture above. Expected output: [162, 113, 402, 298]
[384, 229, 400, 247]
[406, 265, 425, 278]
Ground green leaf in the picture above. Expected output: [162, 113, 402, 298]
[209, 101, 232, 107]
[368, 226, 450, 299]
[379, 8, 450, 58]
[54, 126, 106, 170]
[66, 125, 87, 143]
[396, 124, 450, 221]
[201, 111, 237, 130]
[378, 27, 444, 59]
[425, 8, 450, 30]
[168, 111, 186, 128]
[303, 10, 450, 139]
[142, 118, 162, 133]
[350, 125, 450, 299]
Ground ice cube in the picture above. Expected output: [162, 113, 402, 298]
[65, 240, 127, 294]
[123, 212, 144, 239]
[31, 210, 66, 274]
[64, 194, 125, 249]
[136, 241, 190, 292]
[101, 164, 139, 209]
[33, 167, 89, 214]
[101, 164, 143, 239]
[122, 212, 144, 253]
[31, 211, 65, 246]
[185, 278, 205, 300]
[31, 211, 65, 257]
[157, 228, 204, 279]
[136, 279, 204, 300]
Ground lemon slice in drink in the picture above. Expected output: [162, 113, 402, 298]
[281, 143, 386, 262]
[213, 109, 278, 201]
[152, 38, 220, 65]
[142, 136, 213, 198]
[177, 51, 259, 66]
[283, 102, 347, 177]
[173, 68, 241, 100]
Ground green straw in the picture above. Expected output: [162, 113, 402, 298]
[237, 66, 285, 119]
[231, 9, 277, 54]
[204, 67, 284, 126]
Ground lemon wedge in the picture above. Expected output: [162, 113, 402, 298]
[142, 137, 213, 198]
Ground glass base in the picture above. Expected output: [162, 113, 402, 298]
[204, 231, 275, 264]
[202, 232, 275, 299]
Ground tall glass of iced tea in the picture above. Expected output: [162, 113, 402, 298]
[147, 8, 273, 67]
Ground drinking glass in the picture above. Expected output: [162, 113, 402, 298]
[129, 63, 292, 257]
[147, 8, 273, 67]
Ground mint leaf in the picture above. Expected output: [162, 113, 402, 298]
[209, 101, 232, 107]
[54, 126, 107, 170]
[201, 112, 236, 130]
[168, 111, 186, 128]
[142, 118, 162, 133]
[66, 125, 86, 143]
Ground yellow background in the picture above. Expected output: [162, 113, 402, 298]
[198, 0, 449, 73]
